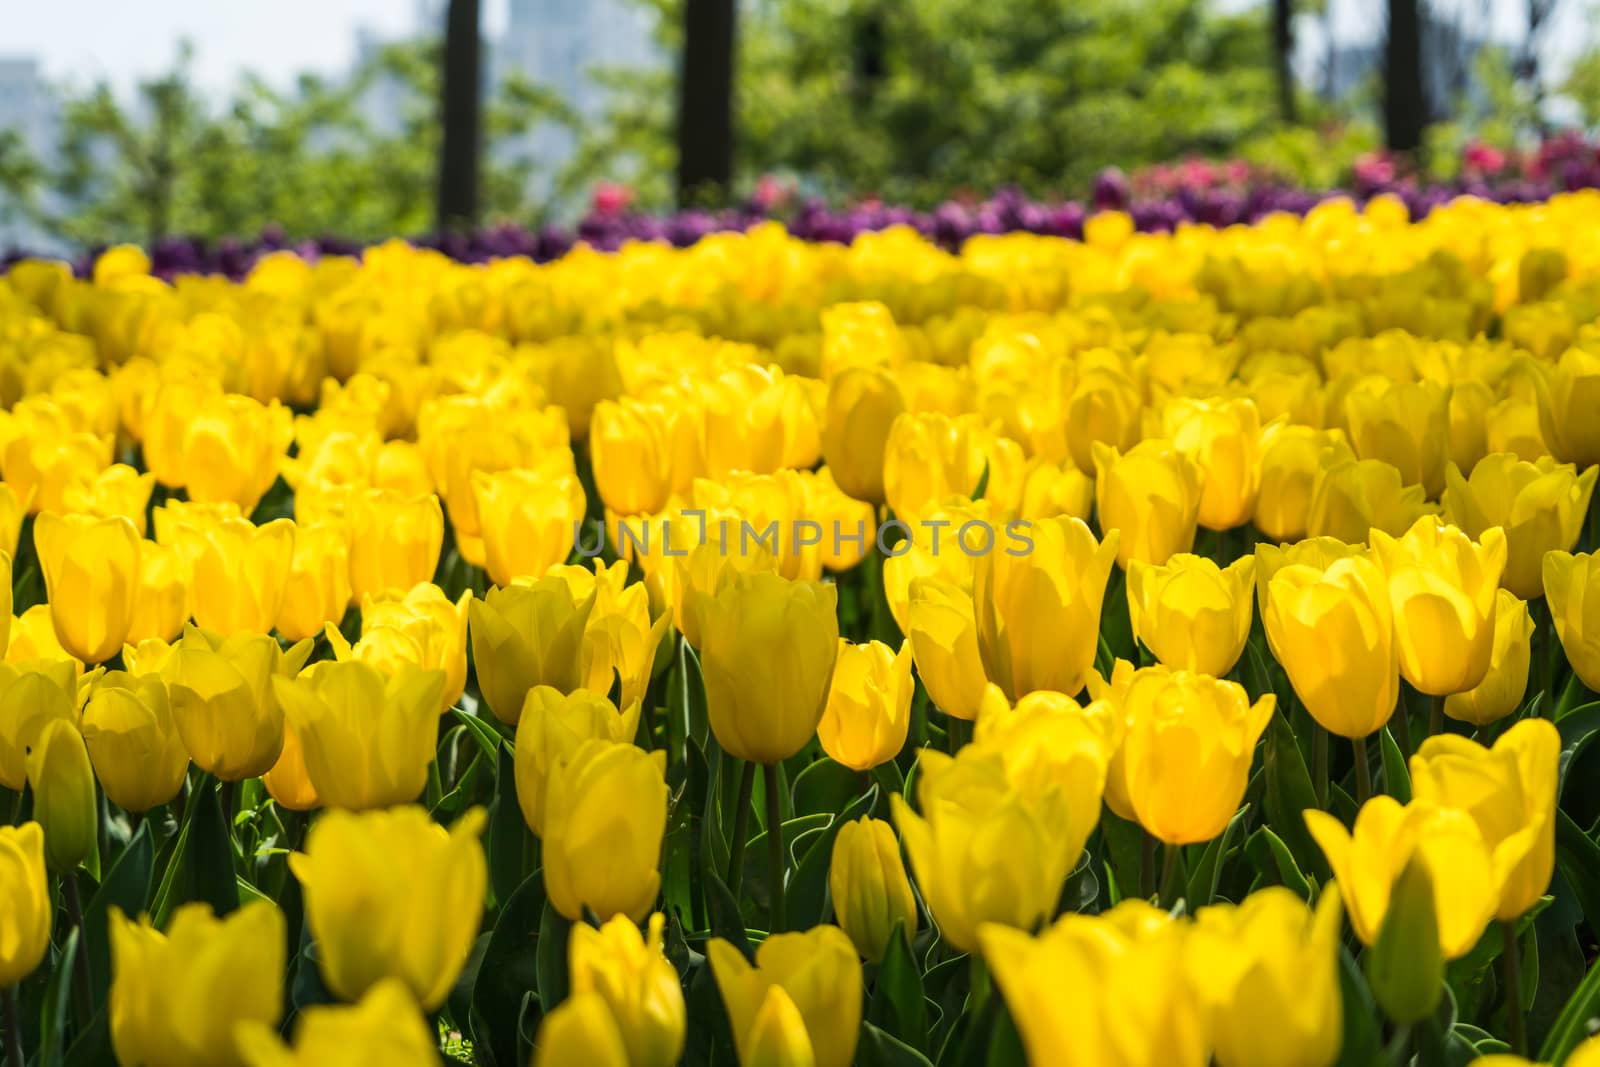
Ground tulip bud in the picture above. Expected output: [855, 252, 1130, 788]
[708, 925, 863, 1067]
[165, 515, 296, 636]
[473, 467, 587, 587]
[126, 541, 188, 644]
[542, 739, 668, 923]
[700, 365, 794, 480]
[1538, 345, 1600, 467]
[345, 490, 445, 601]
[1306, 457, 1434, 545]
[817, 640, 913, 771]
[698, 571, 839, 765]
[514, 686, 642, 836]
[166, 629, 307, 781]
[236, 978, 439, 1067]
[532, 992, 631, 1067]
[829, 817, 918, 962]
[81, 671, 188, 813]
[906, 576, 987, 721]
[342, 582, 472, 713]
[1370, 517, 1507, 696]
[181, 393, 294, 513]
[1161, 396, 1264, 531]
[1127, 553, 1255, 676]
[1017, 457, 1094, 522]
[273, 661, 445, 811]
[1444, 590, 1533, 727]
[0, 823, 51, 987]
[589, 399, 682, 518]
[820, 366, 905, 504]
[1545, 550, 1600, 690]
[882, 411, 990, 526]
[26, 718, 96, 871]
[1365, 855, 1445, 1024]
[34, 511, 141, 663]
[1255, 425, 1350, 543]
[0, 661, 78, 790]
[291, 806, 486, 1011]
[1443, 453, 1597, 600]
[1092, 439, 1203, 569]
[974, 516, 1118, 699]
[275, 524, 352, 642]
[1345, 379, 1450, 498]
[1065, 364, 1142, 475]
[110, 902, 285, 1067]
[568, 913, 686, 1067]
[263, 721, 320, 813]
[468, 578, 596, 725]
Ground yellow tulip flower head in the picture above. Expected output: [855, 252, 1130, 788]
[1442, 453, 1597, 599]
[467, 577, 596, 725]
[543, 739, 668, 923]
[567, 913, 686, 1067]
[81, 671, 189, 813]
[1092, 439, 1203, 570]
[829, 817, 919, 963]
[236, 979, 440, 1067]
[1127, 553, 1255, 676]
[34, 511, 141, 663]
[707, 925, 863, 1067]
[817, 639, 913, 771]
[0, 823, 51, 988]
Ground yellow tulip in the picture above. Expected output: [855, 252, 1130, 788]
[1538, 344, 1600, 467]
[166, 516, 296, 636]
[1546, 550, 1600, 690]
[263, 722, 320, 813]
[892, 747, 1085, 952]
[345, 490, 444, 601]
[1305, 796, 1496, 957]
[1409, 719, 1558, 921]
[980, 904, 1206, 1067]
[291, 806, 486, 1011]
[25, 718, 96, 871]
[568, 913, 686, 1067]
[1127, 553, 1255, 676]
[697, 571, 839, 765]
[1092, 439, 1203, 569]
[275, 524, 352, 642]
[34, 511, 140, 663]
[165, 630, 308, 781]
[1118, 670, 1273, 844]
[973, 686, 1117, 812]
[1262, 553, 1398, 738]
[1065, 363, 1143, 475]
[804, 467, 877, 572]
[817, 639, 913, 771]
[743, 986, 818, 1067]
[698, 364, 793, 480]
[109, 902, 285, 1067]
[1448, 378, 1494, 476]
[1188, 886, 1344, 1067]
[513, 686, 641, 836]
[1445, 590, 1533, 726]
[543, 739, 668, 923]
[126, 541, 189, 644]
[708, 925, 863, 1067]
[473, 467, 587, 587]
[62, 463, 156, 535]
[81, 671, 188, 813]
[1370, 517, 1507, 696]
[179, 393, 294, 513]
[273, 661, 444, 811]
[468, 577, 596, 725]
[1345, 379, 1450, 497]
[1442, 453, 1597, 599]
[829, 816, 918, 963]
[0, 484, 24, 560]
[879, 496, 999, 635]
[882, 411, 990, 526]
[531, 992, 630, 1067]
[1306, 457, 1434, 544]
[820, 366, 905, 504]
[1161, 395, 1264, 530]
[0, 823, 50, 987]
[589, 399, 683, 518]
[340, 582, 472, 713]
[906, 576, 987, 721]
[236, 979, 439, 1067]
[974, 515, 1118, 698]
[1017, 457, 1094, 522]
[1566, 1035, 1600, 1067]
[1255, 425, 1350, 543]
[0, 660, 78, 789]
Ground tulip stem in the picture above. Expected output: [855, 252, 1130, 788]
[763, 763, 786, 933]
[1158, 843, 1181, 910]
[62, 875, 93, 1031]
[2, 985, 20, 1067]
[1502, 920, 1528, 1056]
[1352, 734, 1373, 806]
[1140, 830, 1157, 900]
[1428, 694, 1444, 739]
[220, 778, 236, 830]
[725, 761, 756, 898]
[1312, 725, 1329, 808]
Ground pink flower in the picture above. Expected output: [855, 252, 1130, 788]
[1462, 141, 1507, 177]
[592, 181, 632, 217]
[1353, 151, 1396, 187]
[752, 174, 791, 210]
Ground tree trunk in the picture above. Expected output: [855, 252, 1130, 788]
[1384, 0, 1427, 152]
[437, 0, 482, 233]
[677, 0, 737, 206]
[1273, 0, 1296, 123]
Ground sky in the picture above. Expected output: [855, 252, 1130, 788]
[2, 0, 1593, 98]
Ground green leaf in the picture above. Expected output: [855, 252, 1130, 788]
[705, 867, 750, 960]
[535, 900, 572, 1013]
[1333, 944, 1382, 1067]
[1554, 809, 1600, 942]
[451, 706, 504, 761]
[61, 1007, 108, 1067]
[970, 459, 991, 502]
[81, 820, 153, 1007]
[1243, 826, 1312, 898]
[486, 744, 529, 910]
[791, 757, 863, 817]
[669, 638, 708, 762]
[858, 1020, 937, 1067]
[787, 784, 880, 930]
[868, 921, 928, 1048]
[1379, 725, 1412, 803]
[1539, 890, 1600, 1059]
[151, 776, 238, 927]
[1186, 803, 1248, 907]
[1261, 710, 1327, 882]
[1557, 702, 1600, 799]
[470, 871, 545, 1067]
[37, 928, 80, 1067]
